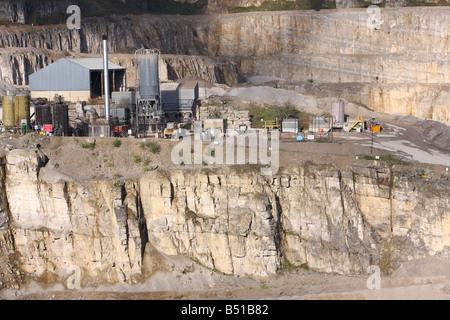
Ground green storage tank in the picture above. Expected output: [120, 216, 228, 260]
[2, 94, 15, 127]
[14, 93, 30, 127]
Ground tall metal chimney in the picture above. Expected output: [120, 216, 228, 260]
[102, 35, 110, 123]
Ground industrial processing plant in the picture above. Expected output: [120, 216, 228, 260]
[1, 37, 201, 139]
[0, 1, 449, 303]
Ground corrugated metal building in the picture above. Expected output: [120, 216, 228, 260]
[29, 58, 126, 102]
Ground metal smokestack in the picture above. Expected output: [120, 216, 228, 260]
[102, 35, 110, 123]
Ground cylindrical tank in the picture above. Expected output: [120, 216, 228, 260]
[332, 100, 345, 123]
[138, 50, 160, 100]
[14, 93, 30, 127]
[2, 93, 15, 127]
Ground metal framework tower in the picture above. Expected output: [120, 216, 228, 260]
[134, 48, 164, 137]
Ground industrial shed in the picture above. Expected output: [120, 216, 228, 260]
[29, 58, 126, 102]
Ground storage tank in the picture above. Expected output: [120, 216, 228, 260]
[52, 102, 69, 136]
[137, 49, 160, 100]
[178, 81, 199, 110]
[35, 103, 52, 126]
[2, 93, 15, 127]
[14, 92, 30, 127]
[332, 100, 345, 123]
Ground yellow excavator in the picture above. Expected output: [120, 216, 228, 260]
[164, 122, 178, 139]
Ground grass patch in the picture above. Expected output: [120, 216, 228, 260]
[133, 155, 142, 164]
[359, 154, 410, 166]
[140, 142, 161, 154]
[281, 258, 310, 273]
[148, 142, 161, 155]
[249, 103, 311, 130]
[81, 142, 95, 150]
[231, 0, 336, 13]
[112, 139, 121, 148]
[380, 155, 410, 166]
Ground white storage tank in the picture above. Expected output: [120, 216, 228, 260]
[332, 100, 345, 123]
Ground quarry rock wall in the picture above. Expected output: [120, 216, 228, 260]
[0, 8, 449, 123]
[0, 149, 448, 289]
[0, 0, 441, 23]
[2, 9, 449, 56]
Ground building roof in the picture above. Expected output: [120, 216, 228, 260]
[179, 81, 199, 90]
[29, 57, 126, 93]
[67, 58, 125, 71]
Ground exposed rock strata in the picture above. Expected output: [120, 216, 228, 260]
[0, 149, 448, 288]
[1, 8, 449, 123]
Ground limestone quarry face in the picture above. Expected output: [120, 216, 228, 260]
[1, 8, 449, 124]
[0, 4, 449, 293]
[0, 149, 448, 289]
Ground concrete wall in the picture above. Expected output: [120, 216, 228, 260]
[199, 102, 251, 130]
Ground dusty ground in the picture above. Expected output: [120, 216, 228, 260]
[1, 254, 449, 300]
[1, 112, 448, 183]
[0, 91, 449, 300]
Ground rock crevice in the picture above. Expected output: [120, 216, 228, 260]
[0, 150, 448, 288]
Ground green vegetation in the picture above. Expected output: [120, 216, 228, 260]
[231, 0, 336, 13]
[81, 142, 95, 150]
[133, 155, 142, 164]
[249, 103, 311, 130]
[112, 139, 121, 148]
[113, 173, 122, 178]
[140, 142, 161, 155]
[281, 258, 310, 273]
[148, 142, 161, 155]
[359, 154, 410, 166]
